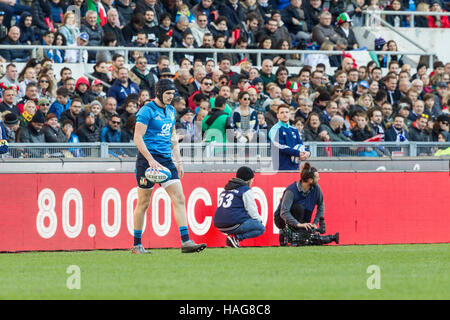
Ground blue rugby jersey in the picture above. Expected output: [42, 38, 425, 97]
[268, 120, 309, 170]
[136, 100, 177, 158]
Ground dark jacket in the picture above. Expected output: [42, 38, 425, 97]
[274, 181, 324, 227]
[134, 1, 165, 23]
[334, 25, 358, 49]
[60, 110, 84, 131]
[218, 0, 246, 30]
[191, 2, 219, 24]
[264, 109, 278, 131]
[31, 0, 53, 36]
[102, 22, 126, 46]
[323, 124, 351, 142]
[121, 22, 142, 45]
[43, 125, 67, 143]
[408, 124, 430, 142]
[80, 21, 104, 47]
[18, 12, 35, 45]
[385, 126, 410, 142]
[17, 123, 47, 157]
[76, 124, 101, 142]
[351, 126, 375, 141]
[303, 126, 322, 142]
[172, 25, 193, 48]
[312, 23, 343, 45]
[129, 66, 156, 98]
[0, 37, 30, 62]
[174, 79, 195, 101]
[281, 5, 309, 34]
[0, 102, 20, 116]
[116, 0, 134, 24]
[303, 2, 323, 32]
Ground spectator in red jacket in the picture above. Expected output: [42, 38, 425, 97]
[428, 1, 450, 28]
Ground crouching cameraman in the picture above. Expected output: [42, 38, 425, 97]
[274, 162, 339, 246]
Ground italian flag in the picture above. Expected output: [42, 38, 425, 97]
[288, 81, 299, 93]
[86, 0, 107, 26]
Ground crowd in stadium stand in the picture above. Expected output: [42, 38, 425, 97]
[0, 0, 449, 158]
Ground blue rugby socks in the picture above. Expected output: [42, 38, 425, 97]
[134, 229, 142, 246]
[179, 226, 190, 243]
[135, 227, 190, 245]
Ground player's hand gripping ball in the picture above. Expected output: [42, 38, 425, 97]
[291, 144, 306, 164]
[145, 166, 172, 183]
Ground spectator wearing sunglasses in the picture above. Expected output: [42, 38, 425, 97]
[37, 74, 55, 104]
[188, 76, 215, 112]
[37, 97, 51, 119]
[231, 91, 258, 143]
[101, 112, 128, 157]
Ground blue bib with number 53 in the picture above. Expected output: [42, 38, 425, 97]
[213, 185, 252, 227]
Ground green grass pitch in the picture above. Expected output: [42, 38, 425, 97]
[1, 244, 448, 300]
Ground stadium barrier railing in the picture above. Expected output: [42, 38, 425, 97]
[0, 45, 434, 68]
[363, 10, 450, 29]
[3, 141, 449, 160]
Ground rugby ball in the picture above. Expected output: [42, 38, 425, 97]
[145, 166, 172, 183]
[291, 144, 306, 164]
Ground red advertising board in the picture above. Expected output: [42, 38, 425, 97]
[0, 172, 448, 252]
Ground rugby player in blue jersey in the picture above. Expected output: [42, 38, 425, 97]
[132, 79, 206, 254]
[269, 104, 311, 171]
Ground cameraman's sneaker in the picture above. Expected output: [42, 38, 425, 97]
[226, 234, 240, 248]
[181, 240, 207, 253]
[131, 244, 150, 254]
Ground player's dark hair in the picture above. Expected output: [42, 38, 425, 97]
[215, 96, 227, 109]
[300, 162, 317, 181]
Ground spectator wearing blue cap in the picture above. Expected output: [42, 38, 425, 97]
[65, 32, 89, 63]
[353, 80, 370, 100]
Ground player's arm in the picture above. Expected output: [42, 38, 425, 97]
[134, 122, 163, 170]
[269, 126, 301, 156]
[170, 126, 184, 178]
